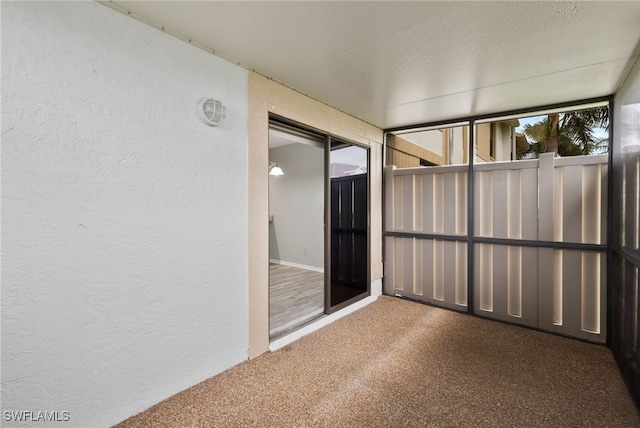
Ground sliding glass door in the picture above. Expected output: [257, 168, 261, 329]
[268, 117, 369, 338]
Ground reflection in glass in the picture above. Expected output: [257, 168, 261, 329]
[330, 142, 368, 308]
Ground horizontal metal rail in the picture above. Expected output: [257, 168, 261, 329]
[384, 230, 607, 252]
[383, 231, 467, 242]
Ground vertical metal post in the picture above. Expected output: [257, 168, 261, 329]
[367, 146, 371, 298]
[325, 136, 332, 313]
[382, 133, 388, 294]
[467, 121, 475, 314]
[383, 164, 396, 295]
[511, 127, 516, 161]
[606, 96, 614, 347]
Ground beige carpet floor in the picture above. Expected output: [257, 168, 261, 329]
[117, 296, 640, 427]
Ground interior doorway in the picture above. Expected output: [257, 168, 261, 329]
[268, 117, 370, 339]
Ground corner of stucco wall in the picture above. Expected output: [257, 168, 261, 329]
[247, 72, 271, 358]
[247, 71, 384, 358]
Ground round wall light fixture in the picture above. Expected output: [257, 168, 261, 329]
[198, 98, 225, 127]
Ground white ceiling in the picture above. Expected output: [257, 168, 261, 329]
[106, 1, 640, 130]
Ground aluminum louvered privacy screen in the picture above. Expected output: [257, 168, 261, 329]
[384, 153, 608, 343]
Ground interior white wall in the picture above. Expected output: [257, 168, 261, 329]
[1, 2, 248, 427]
[269, 143, 324, 270]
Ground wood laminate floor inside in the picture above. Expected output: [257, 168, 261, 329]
[269, 263, 324, 338]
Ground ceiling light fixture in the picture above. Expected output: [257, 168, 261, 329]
[269, 162, 284, 176]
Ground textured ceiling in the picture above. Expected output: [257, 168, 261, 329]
[106, 1, 640, 130]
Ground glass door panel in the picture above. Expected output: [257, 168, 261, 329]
[329, 141, 369, 309]
[268, 125, 325, 338]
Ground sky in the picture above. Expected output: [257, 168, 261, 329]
[515, 115, 545, 134]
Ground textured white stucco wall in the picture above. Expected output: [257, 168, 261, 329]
[1, 2, 248, 427]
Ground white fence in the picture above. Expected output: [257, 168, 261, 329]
[385, 153, 608, 342]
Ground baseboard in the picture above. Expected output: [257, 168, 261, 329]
[269, 259, 324, 273]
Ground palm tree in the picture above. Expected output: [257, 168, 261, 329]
[521, 106, 609, 158]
